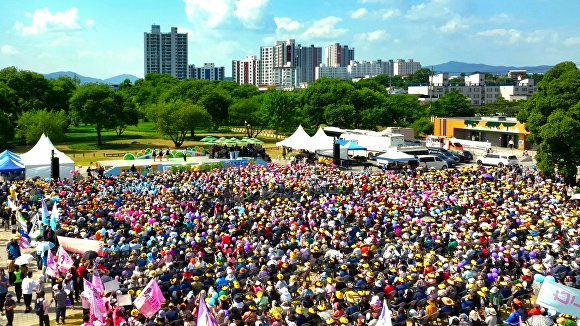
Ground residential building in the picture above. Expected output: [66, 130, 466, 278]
[325, 43, 355, 67]
[348, 60, 384, 78]
[393, 59, 421, 76]
[188, 63, 225, 81]
[274, 39, 296, 68]
[232, 55, 260, 85]
[315, 64, 349, 80]
[408, 72, 536, 106]
[381, 59, 395, 77]
[144, 25, 188, 80]
[260, 46, 274, 85]
[507, 70, 527, 80]
[273, 63, 300, 89]
[296, 44, 322, 84]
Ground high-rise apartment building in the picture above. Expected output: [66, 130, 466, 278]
[296, 44, 322, 84]
[144, 25, 188, 80]
[188, 63, 225, 81]
[393, 59, 422, 76]
[232, 55, 260, 85]
[274, 39, 296, 68]
[260, 46, 274, 85]
[325, 43, 354, 67]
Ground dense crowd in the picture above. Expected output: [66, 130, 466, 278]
[0, 162, 579, 326]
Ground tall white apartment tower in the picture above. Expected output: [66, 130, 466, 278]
[274, 39, 296, 68]
[144, 25, 188, 80]
[393, 59, 422, 76]
[296, 44, 322, 84]
[260, 46, 274, 85]
[325, 43, 354, 67]
[232, 55, 260, 85]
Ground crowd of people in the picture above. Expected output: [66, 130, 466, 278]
[0, 161, 579, 326]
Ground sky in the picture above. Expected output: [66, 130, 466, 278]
[1, 0, 579, 79]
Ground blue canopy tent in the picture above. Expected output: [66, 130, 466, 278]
[0, 156, 25, 173]
[340, 141, 367, 151]
[0, 150, 22, 163]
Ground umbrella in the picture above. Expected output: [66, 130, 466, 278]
[200, 136, 217, 142]
[14, 254, 34, 265]
[229, 137, 239, 141]
[203, 140, 218, 145]
[481, 173, 493, 179]
[35, 241, 55, 252]
[572, 193, 580, 200]
[82, 250, 99, 260]
[249, 138, 264, 144]
[216, 137, 228, 143]
[526, 315, 554, 326]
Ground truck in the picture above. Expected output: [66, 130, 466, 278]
[425, 135, 464, 151]
[338, 129, 406, 159]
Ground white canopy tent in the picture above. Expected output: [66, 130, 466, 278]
[306, 128, 334, 152]
[20, 134, 75, 179]
[375, 150, 418, 163]
[276, 125, 313, 151]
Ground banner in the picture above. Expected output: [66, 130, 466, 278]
[19, 228, 31, 249]
[375, 300, 393, 326]
[84, 279, 105, 321]
[92, 268, 104, 294]
[41, 200, 50, 226]
[197, 295, 219, 326]
[536, 280, 580, 318]
[46, 248, 59, 278]
[57, 236, 104, 256]
[56, 246, 74, 274]
[134, 278, 165, 318]
[16, 211, 27, 230]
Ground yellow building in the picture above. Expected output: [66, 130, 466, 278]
[432, 117, 530, 150]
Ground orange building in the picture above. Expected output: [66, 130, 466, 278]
[432, 117, 530, 150]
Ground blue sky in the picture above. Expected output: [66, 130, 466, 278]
[1, 0, 579, 79]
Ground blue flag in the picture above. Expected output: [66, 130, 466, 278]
[41, 200, 49, 226]
[50, 202, 59, 230]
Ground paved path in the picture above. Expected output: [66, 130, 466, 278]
[0, 228, 80, 326]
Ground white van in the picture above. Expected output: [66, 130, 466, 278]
[476, 152, 519, 167]
[416, 155, 448, 170]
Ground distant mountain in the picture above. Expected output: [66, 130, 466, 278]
[428, 61, 553, 75]
[43, 71, 140, 84]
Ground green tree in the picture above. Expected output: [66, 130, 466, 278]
[16, 109, 69, 144]
[0, 111, 15, 150]
[429, 90, 474, 117]
[324, 104, 356, 129]
[147, 101, 211, 147]
[518, 62, 580, 178]
[197, 89, 232, 129]
[411, 117, 434, 137]
[261, 90, 297, 138]
[69, 83, 135, 146]
[299, 78, 355, 128]
[228, 97, 266, 137]
[385, 94, 426, 125]
[47, 76, 77, 113]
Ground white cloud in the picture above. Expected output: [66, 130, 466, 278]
[405, 0, 451, 21]
[13, 7, 89, 36]
[380, 9, 401, 19]
[301, 16, 347, 40]
[476, 29, 522, 43]
[274, 17, 300, 32]
[233, 0, 269, 29]
[183, 0, 231, 29]
[350, 8, 368, 19]
[357, 30, 389, 42]
[1, 45, 19, 55]
[438, 15, 468, 33]
[563, 37, 580, 46]
[489, 12, 513, 24]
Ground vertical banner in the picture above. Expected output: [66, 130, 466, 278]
[133, 278, 165, 318]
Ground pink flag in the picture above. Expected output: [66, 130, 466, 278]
[197, 295, 219, 326]
[56, 247, 74, 274]
[84, 279, 105, 321]
[92, 268, 105, 294]
[46, 248, 59, 278]
[133, 278, 165, 318]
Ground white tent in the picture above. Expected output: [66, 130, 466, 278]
[276, 125, 313, 151]
[20, 134, 75, 179]
[375, 150, 418, 163]
[306, 128, 334, 152]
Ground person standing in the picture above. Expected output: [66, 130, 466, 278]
[12, 265, 23, 303]
[53, 283, 67, 325]
[183, 150, 187, 162]
[36, 291, 50, 326]
[165, 148, 170, 161]
[22, 271, 40, 313]
[152, 149, 157, 162]
[4, 293, 15, 326]
[0, 269, 8, 315]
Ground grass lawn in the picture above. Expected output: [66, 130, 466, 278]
[12, 122, 284, 167]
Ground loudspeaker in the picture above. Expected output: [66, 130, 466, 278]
[333, 142, 340, 165]
[51, 157, 60, 179]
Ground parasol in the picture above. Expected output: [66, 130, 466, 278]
[14, 254, 35, 265]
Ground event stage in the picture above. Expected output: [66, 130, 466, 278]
[98, 156, 267, 176]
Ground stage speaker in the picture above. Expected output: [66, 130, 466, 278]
[51, 157, 60, 179]
[333, 142, 340, 165]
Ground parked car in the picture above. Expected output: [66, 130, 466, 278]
[450, 149, 474, 163]
[428, 148, 459, 165]
[416, 155, 448, 170]
[476, 152, 519, 167]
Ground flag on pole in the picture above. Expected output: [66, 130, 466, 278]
[56, 246, 74, 274]
[197, 294, 219, 326]
[41, 200, 50, 226]
[133, 278, 165, 318]
[46, 247, 60, 278]
[16, 210, 27, 230]
[376, 300, 393, 326]
[83, 279, 105, 321]
[19, 228, 31, 249]
[50, 202, 58, 230]
[92, 267, 105, 294]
